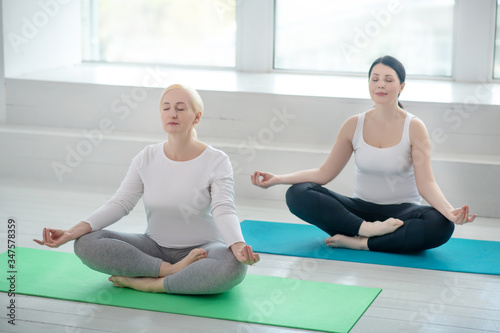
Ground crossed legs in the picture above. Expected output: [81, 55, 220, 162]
[286, 183, 454, 253]
[74, 231, 246, 294]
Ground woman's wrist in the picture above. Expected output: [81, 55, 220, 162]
[230, 241, 246, 250]
[68, 221, 92, 240]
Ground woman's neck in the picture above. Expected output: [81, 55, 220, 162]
[371, 103, 405, 121]
[164, 134, 206, 161]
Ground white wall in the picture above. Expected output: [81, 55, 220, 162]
[2, 0, 81, 77]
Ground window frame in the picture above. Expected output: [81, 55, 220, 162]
[493, 0, 500, 79]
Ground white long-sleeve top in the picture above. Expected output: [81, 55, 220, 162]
[84, 142, 245, 248]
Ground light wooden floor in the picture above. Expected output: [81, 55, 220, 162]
[1, 179, 499, 333]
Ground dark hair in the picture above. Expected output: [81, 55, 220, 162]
[368, 55, 405, 109]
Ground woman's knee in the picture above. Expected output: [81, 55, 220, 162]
[285, 182, 319, 213]
[437, 216, 455, 244]
[210, 248, 248, 292]
[224, 261, 248, 291]
[73, 230, 107, 260]
[218, 262, 247, 293]
[74, 232, 90, 257]
[423, 209, 455, 249]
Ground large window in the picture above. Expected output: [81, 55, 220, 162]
[82, 0, 237, 68]
[81, 0, 497, 81]
[274, 0, 455, 77]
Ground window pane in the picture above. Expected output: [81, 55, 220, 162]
[84, 0, 236, 67]
[494, 0, 500, 79]
[274, 0, 455, 77]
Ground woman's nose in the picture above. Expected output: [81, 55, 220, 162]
[166, 109, 177, 117]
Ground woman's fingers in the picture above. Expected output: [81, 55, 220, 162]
[250, 172, 259, 186]
[459, 207, 468, 224]
[33, 238, 44, 245]
[250, 173, 255, 184]
[34, 228, 51, 246]
[463, 205, 476, 223]
[35, 228, 69, 248]
[241, 245, 260, 265]
[245, 245, 253, 261]
[453, 205, 476, 225]
[253, 253, 260, 264]
[45, 228, 53, 242]
[251, 171, 267, 188]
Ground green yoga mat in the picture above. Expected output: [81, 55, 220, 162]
[241, 220, 500, 275]
[0, 248, 381, 333]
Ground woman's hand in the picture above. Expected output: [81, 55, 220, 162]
[231, 242, 260, 266]
[34, 222, 92, 248]
[448, 205, 477, 225]
[251, 171, 279, 189]
[33, 228, 73, 248]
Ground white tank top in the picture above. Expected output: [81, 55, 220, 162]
[352, 111, 422, 205]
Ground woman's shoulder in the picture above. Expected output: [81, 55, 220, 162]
[408, 113, 426, 128]
[203, 145, 230, 162]
[408, 115, 429, 141]
[140, 142, 164, 156]
[338, 114, 361, 142]
[344, 114, 360, 127]
[131, 142, 164, 163]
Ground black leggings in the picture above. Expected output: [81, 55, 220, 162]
[285, 183, 455, 253]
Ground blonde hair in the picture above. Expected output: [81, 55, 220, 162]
[159, 84, 204, 138]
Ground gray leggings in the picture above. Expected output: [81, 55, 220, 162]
[74, 230, 247, 294]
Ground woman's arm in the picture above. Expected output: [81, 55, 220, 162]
[210, 155, 260, 265]
[410, 118, 476, 224]
[34, 149, 146, 248]
[213, 213, 260, 266]
[251, 116, 357, 188]
[84, 151, 145, 230]
[33, 221, 92, 248]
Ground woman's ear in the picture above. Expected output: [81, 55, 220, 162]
[399, 82, 406, 94]
[194, 112, 202, 124]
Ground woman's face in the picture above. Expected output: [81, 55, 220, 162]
[369, 63, 405, 106]
[160, 89, 200, 135]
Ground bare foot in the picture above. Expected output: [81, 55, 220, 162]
[109, 276, 165, 293]
[325, 235, 369, 250]
[158, 248, 207, 277]
[358, 218, 404, 237]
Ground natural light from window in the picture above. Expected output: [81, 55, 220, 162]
[274, 0, 455, 77]
[82, 0, 237, 68]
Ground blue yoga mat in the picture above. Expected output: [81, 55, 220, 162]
[241, 220, 500, 275]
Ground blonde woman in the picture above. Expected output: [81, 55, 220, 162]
[35, 84, 259, 294]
